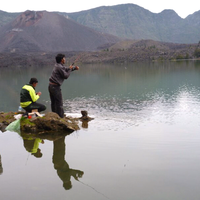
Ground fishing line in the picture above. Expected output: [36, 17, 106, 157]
[25, 153, 30, 165]
[78, 180, 111, 200]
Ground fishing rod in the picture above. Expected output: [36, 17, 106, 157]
[71, 54, 82, 66]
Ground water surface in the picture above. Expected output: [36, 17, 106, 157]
[1, 61, 200, 200]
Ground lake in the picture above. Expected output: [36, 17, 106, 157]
[1, 61, 200, 200]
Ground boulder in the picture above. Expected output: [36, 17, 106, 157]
[20, 112, 80, 134]
[0, 111, 16, 125]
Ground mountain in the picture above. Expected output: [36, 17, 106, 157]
[0, 3, 200, 49]
[62, 4, 200, 44]
[0, 10, 19, 27]
[0, 10, 119, 52]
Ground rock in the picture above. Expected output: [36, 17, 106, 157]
[0, 112, 16, 126]
[78, 110, 94, 129]
[79, 110, 94, 121]
[20, 112, 80, 134]
[0, 123, 7, 132]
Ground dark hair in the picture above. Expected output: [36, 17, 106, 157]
[63, 182, 72, 190]
[29, 78, 38, 84]
[55, 54, 65, 63]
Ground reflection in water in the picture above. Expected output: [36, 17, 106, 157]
[53, 136, 84, 190]
[20, 132, 84, 190]
[23, 137, 44, 158]
[0, 154, 3, 175]
[81, 120, 89, 128]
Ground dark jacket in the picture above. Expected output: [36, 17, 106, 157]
[49, 63, 76, 86]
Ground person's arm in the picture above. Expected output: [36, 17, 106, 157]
[29, 88, 40, 102]
[60, 65, 79, 79]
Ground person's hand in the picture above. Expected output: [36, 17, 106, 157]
[74, 171, 84, 180]
[75, 66, 79, 70]
[37, 91, 42, 96]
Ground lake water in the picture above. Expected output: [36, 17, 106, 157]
[1, 61, 200, 200]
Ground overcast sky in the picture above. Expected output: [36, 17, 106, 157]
[1, 0, 199, 18]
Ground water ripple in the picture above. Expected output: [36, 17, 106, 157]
[63, 85, 200, 131]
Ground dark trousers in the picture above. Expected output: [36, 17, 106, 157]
[24, 102, 46, 113]
[48, 84, 64, 118]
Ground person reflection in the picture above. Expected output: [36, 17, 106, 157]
[0, 154, 3, 175]
[52, 136, 84, 190]
[23, 137, 44, 158]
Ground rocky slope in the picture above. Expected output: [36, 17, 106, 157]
[64, 4, 200, 44]
[77, 40, 199, 63]
[0, 10, 119, 53]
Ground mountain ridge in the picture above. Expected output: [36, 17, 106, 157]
[1, 4, 200, 44]
[62, 4, 200, 44]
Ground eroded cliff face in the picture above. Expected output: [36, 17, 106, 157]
[12, 10, 44, 28]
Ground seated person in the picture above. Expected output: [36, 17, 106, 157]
[20, 78, 46, 113]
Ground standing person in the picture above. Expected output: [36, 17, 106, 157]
[48, 54, 79, 118]
[20, 78, 46, 113]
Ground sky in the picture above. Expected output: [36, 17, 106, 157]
[1, 0, 200, 18]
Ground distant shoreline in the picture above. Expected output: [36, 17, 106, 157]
[0, 39, 200, 67]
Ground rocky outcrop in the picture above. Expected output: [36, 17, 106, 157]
[20, 112, 80, 134]
[0, 111, 94, 135]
